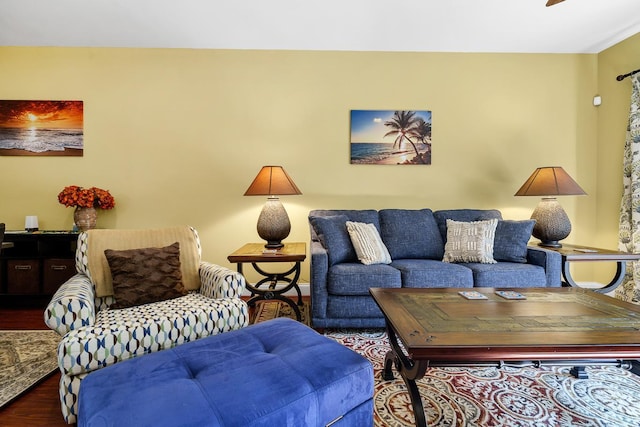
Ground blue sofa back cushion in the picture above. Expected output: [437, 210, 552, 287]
[493, 219, 535, 263]
[309, 210, 380, 266]
[310, 215, 356, 266]
[433, 209, 503, 242]
[379, 209, 444, 260]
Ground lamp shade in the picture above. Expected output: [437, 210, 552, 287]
[514, 166, 586, 197]
[244, 166, 302, 196]
[514, 166, 585, 248]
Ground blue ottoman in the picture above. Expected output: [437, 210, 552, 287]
[78, 318, 373, 426]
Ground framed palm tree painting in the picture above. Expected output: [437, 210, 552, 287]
[350, 110, 431, 165]
[0, 100, 83, 156]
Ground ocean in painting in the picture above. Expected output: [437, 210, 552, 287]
[0, 127, 83, 153]
[351, 142, 416, 164]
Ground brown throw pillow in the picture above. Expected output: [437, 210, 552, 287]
[105, 242, 187, 309]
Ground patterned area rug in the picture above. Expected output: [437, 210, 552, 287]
[252, 303, 640, 426]
[0, 330, 60, 407]
[251, 299, 311, 326]
[327, 329, 640, 427]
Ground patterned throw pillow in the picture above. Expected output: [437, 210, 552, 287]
[104, 242, 187, 309]
[346, 221, 392, 265]
[443, 219, 498, 264]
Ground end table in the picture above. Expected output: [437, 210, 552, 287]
[547, 243, 640, 293]
[227, 242, 306, 321]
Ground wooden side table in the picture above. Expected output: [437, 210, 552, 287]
[548, 243, 640, 294]
[227, 242, 306, 321]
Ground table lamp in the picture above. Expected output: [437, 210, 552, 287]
[514, 166, 586, 248]
[244, 166, 302, 249]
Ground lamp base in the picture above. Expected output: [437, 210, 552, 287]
[256, 197, 291, 250]
[264, 241, 285, 249]
[531, 197, 571, 248]
[538, 240, 563, 248]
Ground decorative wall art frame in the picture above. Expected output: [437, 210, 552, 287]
[0, 100, 83, 156]
[350, 109, 432, 165]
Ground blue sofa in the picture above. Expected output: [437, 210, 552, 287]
[309, 208, 562, 328]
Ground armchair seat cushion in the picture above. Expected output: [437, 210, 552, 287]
[59, 292, 248, 377]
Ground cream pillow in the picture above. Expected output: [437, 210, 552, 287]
[443, 218, 498, 264]
[346, 221, 392, 265]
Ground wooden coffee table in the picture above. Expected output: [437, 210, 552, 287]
[370, 287, 640, 427]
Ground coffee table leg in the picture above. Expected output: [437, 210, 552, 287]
[383, 322, 429, 427]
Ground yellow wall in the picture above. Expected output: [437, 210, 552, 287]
[0, 47, 605, 282]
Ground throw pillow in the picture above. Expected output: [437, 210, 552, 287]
[493, 219, 535, 263]
[105, 242, 187, 309]
[346, 221, 392, 265]
[443, 218, 498, 264]
[309, 215, 358, 266]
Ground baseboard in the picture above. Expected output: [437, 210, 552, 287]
[242, 283, 310, 297]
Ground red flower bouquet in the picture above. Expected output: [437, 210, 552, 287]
[58, 185, 115, 210]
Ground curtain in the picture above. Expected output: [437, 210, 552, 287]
[617, 73, 640, 303]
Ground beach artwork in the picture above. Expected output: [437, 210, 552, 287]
[0, 100, 83, 156]
[350, 110, 432, 165]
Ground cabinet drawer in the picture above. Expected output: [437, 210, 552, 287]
[43, 258, 76, 294]
[7, 260, 40, 294]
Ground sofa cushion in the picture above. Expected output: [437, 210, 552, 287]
[105, 242, 188, 309]
[346, 221, 391, 265]
[493, 220, 535, 263]
[434, 209, 503, 242]
[463, 261, 548, 288]
[327, 263, 401, 295]
[379, 209, 444, 260]
[390, 259, 474, 288]
[443, 219, 498, 264]
[309, 215, 357, 266]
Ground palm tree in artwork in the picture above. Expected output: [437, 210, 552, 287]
[384, 110, 424, 163]
[411, 118, 432, 152]
[408, 118, 432, 164]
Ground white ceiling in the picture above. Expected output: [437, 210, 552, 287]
[1, 0, 640, 54]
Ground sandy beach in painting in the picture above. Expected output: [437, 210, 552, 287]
[350, 143, 430, 165]
[0, 147, 83, 156]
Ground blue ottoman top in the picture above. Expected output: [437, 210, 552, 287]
[78, 318, 373, 427]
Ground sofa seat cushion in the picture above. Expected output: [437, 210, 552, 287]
[78, 318, 374, 427]
[59, 292, 249, 377]
[327, 263, 401, 295]
[391, 259, 474, 288]
[327, 295, 385, 319]
[463, 262, 548, 288]
[379, 209, 444, 260]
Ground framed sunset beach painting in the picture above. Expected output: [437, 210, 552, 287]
[0, 100, 83, 156]
[350, 109, 432, 165]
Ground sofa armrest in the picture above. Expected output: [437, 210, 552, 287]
[310, 240, 330, 319]
[526, 246, 562, 287]
[44, 274, 96, 336]
[199, 262, 246, 299]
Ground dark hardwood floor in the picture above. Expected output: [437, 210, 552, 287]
[0, 306, 69, 426]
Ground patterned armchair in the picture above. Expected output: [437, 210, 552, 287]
[44, 226, 249, 424]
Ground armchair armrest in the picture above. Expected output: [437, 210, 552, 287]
[199, 262, 246, 299]
[44, 274, 96, 336]
[526, 246, 562, 287]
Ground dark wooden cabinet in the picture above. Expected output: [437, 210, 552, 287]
[1, 231, 78, 305]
